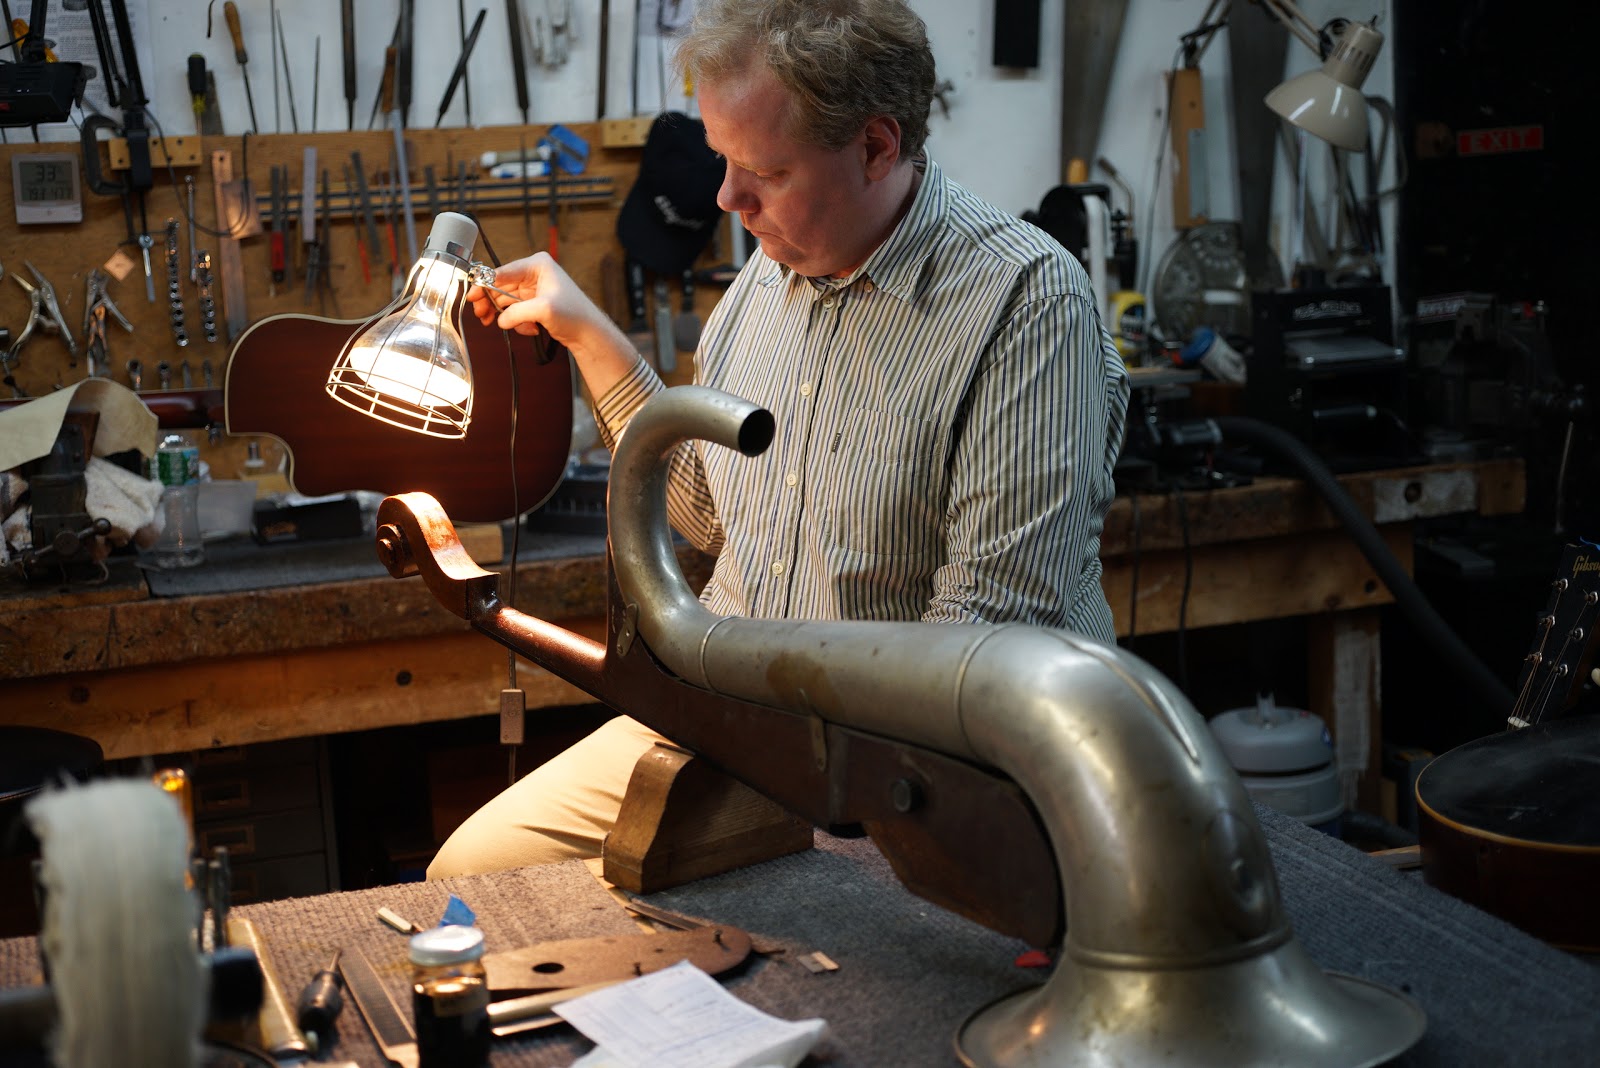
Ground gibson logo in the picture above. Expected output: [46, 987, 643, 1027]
[1574, 555, 1600, 574]
[654, 194, 707, 231]
[1292, 299, 1363, 321]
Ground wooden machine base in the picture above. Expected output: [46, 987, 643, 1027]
[602, 744, 814, 893]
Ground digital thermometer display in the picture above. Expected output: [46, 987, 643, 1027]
[11, 152, 84, 225]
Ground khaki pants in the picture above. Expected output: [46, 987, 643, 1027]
[426, 715, 670, 878]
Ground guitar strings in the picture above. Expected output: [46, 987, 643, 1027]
[1512, 580, 1562, 728]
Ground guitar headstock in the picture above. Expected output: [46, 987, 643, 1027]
[1510, 542, 1600, 728]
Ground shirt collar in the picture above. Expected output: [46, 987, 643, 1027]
[756, 155, 946, 303]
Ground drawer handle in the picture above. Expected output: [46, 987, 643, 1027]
[197, 779, 251, 811]
[199, 825, 256, 857]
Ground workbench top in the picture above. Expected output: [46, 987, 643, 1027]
[2, 457, 1523, 685]
[0, 529, 715, 685]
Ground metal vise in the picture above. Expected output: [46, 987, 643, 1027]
[375, 386, 1425, 1067]
[13, 412, 112, 581]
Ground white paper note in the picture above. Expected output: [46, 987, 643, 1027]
[555, 960, 826, 1068]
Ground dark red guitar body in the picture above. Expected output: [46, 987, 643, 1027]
[224, 310, 572, 523]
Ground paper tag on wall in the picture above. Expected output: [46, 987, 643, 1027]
[103, 249, 137, 281]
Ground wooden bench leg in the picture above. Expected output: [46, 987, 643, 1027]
[602, 744, 814, 893]
[1307, 609, 1384, 816]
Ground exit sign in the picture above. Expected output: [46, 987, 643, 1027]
[1457, 125, 1544, 156]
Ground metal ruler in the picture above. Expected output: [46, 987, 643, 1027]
[209, 150, 250, 343]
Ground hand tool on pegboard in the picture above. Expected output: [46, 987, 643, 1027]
[341, 0, 356, 130]
[210, 150, 251, 341]
[222, 2, 260, 133]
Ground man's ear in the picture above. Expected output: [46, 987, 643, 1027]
[861, 115, 903, 180]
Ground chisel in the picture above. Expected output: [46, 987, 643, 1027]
[506, 0, 529, 124]
[457, 0, 473, 124]
[434, 7, 487, 128]
[349, 152, 384, 278]
[275, 7, 299, 133]
[624, 257, 653, 364]
[653, 276, 675, 373]
[341, 0, 356, 130]
[397, 0, 415, 128]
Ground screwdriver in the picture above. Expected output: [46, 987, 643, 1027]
[223, 2, 260, 134]
[296, 948, 344, 1053]
[187, 54, 207, 135]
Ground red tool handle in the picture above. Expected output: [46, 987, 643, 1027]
[270, 231, 286, 283]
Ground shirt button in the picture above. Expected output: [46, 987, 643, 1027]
[771, 561, 785, 576]
[785, 472, 798, 486]
[799, 382, 812, 397]
[822, 296, 836, 309]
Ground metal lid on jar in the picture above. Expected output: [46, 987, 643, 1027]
[409, 924, 486, 966]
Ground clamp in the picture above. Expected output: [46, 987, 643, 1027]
[82, 268, 134, 379]
[7, 260, 80, 368]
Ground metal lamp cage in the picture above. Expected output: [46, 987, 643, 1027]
[325, 251, 477, 439]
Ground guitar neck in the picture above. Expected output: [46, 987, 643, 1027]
[1509, 543, 1600, 729]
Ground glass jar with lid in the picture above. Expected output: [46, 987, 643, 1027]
[410, 924, 490, 1067]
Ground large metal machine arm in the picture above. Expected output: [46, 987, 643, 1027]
[374, 385, 1424, 1067]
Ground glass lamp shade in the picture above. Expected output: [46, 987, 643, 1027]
[326, 212, 481, 438]
[1265, 20, 1384, 152]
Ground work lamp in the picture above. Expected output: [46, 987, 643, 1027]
[1261, 3, 1384, 151]
[325, 211, 486, 439]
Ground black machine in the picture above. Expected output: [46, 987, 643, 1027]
[0, 1, 87, 128]
[1245, 284, 1414, 472]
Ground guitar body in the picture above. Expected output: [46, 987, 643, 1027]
[224, 310, 572, 523]
[1416, 541, 1600, 952]
[1416, 715, 1600, 951]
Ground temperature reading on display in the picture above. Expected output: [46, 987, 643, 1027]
[11, 152, 84, 225]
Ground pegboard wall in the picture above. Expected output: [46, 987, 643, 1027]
[0, 122, 716, 478]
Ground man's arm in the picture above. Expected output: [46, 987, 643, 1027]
[470, 252, 726, 554]
[925, 291, 1128, 641]
[468, 251, 641, 402]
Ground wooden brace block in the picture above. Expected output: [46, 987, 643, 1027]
[599, 117, 655, 149]
[602, 744, 814, 893]
[107, 136, 205, 170]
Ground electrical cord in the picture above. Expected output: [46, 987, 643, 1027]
[470, 221, 533, 787]
[1211, 415, 1517, 717]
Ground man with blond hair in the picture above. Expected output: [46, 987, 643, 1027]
[430, 0, 1128, 877]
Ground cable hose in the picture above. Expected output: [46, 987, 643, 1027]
[1211, 416, 1516, 718]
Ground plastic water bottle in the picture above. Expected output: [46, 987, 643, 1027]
[146, 433, 205, 569]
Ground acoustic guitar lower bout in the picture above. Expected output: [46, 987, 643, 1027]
[224, 310, 572, 523]
[1416, 714, 1600, 952]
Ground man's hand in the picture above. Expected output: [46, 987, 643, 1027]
[466, 251, 601, 338]
[465, 251, 659, 403]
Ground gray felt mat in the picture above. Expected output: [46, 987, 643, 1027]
[4, 806, 1598, 1067]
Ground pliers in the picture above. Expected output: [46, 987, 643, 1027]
[7, 260, 79, 368]
[83, 268, 133, 379]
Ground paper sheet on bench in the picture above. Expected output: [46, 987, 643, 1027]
[557, 960, 826, 1068]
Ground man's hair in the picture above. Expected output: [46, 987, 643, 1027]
[676, 0, 936, 159]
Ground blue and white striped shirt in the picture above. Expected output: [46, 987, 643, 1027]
[596, 157, 1129, 641]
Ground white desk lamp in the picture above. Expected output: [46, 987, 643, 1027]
[1260, 1, 1385, 151]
